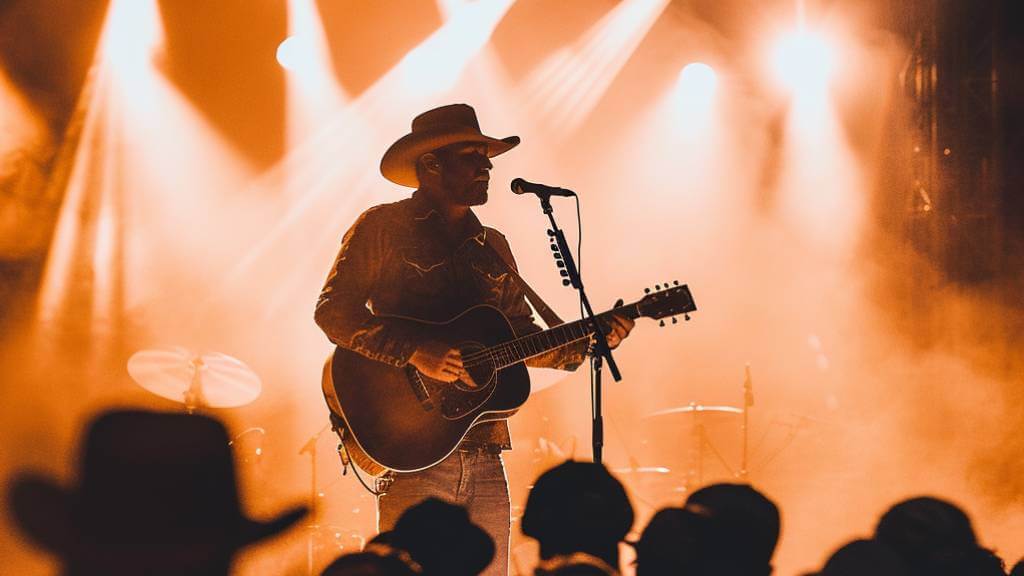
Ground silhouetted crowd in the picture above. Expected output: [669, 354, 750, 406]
[9, 409, 1023, 576]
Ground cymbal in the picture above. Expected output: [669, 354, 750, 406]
[127, 347, 261, 408]
[644, 404, 743, 421]
[611, 465, 672, 476]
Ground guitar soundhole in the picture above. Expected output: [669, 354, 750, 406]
[439, 341, 496, 420]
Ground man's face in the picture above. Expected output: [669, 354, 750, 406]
[438, 142, 492, 207]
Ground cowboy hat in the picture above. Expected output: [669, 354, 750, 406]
[8, 410, 307, 569]
[380, 103, 520, 188]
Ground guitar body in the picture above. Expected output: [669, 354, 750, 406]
[323, 305, 529, 475]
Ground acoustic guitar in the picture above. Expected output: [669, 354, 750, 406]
[322, 282, 696, 476]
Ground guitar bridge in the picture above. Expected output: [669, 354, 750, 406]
[406, 365, 435, 411]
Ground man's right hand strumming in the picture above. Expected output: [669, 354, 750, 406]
[409, 341, 474, 385]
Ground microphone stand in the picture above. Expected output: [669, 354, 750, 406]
[536, 193, 621, 465]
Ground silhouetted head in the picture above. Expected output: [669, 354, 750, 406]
[320, 544, 422, 576]
[7, 409, 307, 576]
[817, 539, 907, 576]
[521, 460, 634, 568]
[683, 483, 781, 576]
[386, 498, 494, 576]
[874, 496, 1005, 576]
[633, 507, 711, 576]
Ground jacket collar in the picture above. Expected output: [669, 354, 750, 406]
[410, 189, 487, 247]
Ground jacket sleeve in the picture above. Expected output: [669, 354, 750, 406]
[486, 229, 588, 372]
[314, 208, 423, 367]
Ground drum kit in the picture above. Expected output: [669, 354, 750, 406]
[608, 365, 807, 504]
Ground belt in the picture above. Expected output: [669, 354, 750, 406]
[457, 442, 503, 455]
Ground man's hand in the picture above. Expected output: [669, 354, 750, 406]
[409, 341, 474, 385]
[602, 299, 634, 349]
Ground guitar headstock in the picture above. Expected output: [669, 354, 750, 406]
[637, 281, 696, 325]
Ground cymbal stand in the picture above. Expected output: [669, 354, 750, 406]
[740, 365, 753, 479]
[299, 424, 329, 576]
[183, 355, 207, 414]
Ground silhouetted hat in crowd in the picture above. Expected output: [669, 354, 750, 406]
[874, 496, 1006, 576]
[521, 461, 634, 561]
[380, 103, 520, 187]
[8, 410, 307, 571]
[684, 483, 781, 574]
[379, 498, 494, 576]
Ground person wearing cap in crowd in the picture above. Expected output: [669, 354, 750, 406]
[7, 409, 307, 576]
[314, 104, 634, 576]
[520, 460, 635, 574]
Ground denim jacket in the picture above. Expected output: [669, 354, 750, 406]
[315, 190, 587, 448]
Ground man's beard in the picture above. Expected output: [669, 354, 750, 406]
[453, 181, 489, 206]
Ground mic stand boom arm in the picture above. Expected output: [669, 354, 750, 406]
[537, 193, 621, 465]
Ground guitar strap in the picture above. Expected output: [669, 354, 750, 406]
[484, 233, 565, 329]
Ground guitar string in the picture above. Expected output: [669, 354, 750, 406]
[461, 328, 594, 369]
[458, 302, 646, 368]
[460, 310, 608, 366]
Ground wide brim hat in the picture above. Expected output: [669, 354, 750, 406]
[380, 103, 520, 188]
[8, 410, 308, 562]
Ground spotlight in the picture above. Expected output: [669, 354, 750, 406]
[276, 36, 301, 70]
[678, 62, 717, 100]
[770, 29, 835, 95]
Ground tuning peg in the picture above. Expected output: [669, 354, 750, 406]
[673, 280, 680, 286]
[644, 288, 651, 294]
[562, 279, 572, 286]
[550, 244, 559, 252]
[547, 229, 555, 237]
[684, 313, 691, 321]
[672, 317, 678, 324]
[559, 270, 569, 277]
[659, 319, 665, 327]
[556, 261, 565, 268]
[655, 284, 661, 290]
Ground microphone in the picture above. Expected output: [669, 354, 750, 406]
[510, 178, 576, 198]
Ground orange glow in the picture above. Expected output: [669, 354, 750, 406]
[8, 3, 1023, 575]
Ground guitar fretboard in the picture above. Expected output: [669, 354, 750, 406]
[482, 304, 641, 369]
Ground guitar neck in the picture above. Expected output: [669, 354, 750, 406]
[487, 304, 641, 369]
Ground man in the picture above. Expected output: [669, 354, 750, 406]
[315, 103, 633, 576]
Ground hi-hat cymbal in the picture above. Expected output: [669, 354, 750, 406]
[644, 404, 743, 422]
[127, 347, 261, 408]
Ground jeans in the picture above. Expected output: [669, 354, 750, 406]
[378, 448, 511, 576]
